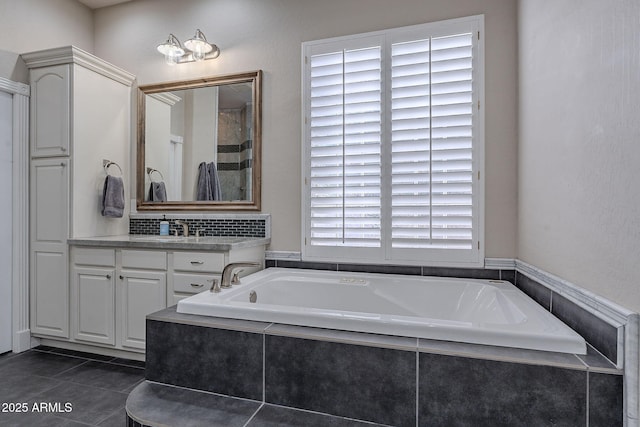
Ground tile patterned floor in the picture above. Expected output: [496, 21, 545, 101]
[0, 347, 145, 427]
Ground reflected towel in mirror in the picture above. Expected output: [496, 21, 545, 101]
[196, 161, 222, 201]
[148, 181, 167, 202]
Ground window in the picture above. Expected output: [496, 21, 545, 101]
[302, 16, 484, 267]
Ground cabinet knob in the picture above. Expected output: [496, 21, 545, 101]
[106, 274, 111, 279]
[119, 275, 124, 280]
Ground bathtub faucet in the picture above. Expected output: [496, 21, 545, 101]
[220, 262, 260, 289]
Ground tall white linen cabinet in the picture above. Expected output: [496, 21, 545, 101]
[23, 47, 134, 339]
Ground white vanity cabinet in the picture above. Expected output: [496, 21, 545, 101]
[169, 246, 264, 305]
[71, 247, 166, 352]
[118, 250, 167, 350]
[24, 47, 134, 343]
[30, 158, 70, 338]
[63, 240, 266, 356]
[71, 248, 116, 346]
[169, 251, 225, 304]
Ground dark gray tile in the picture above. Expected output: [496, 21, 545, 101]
[97, 407, 127, 427]
[421, 266, 500, 280]
[577, 344, 620, 372]
[276, 260, 338, 270]
[27, 382, 127, 425]
[552, 293, 618, 364]
[265, 335, 415, 427]
[338, 263, 422, 275]
[146, 320, 263, 400]
[148, 305, 269, 333]
[126, 381, 260, 427]
[265, 259, 276, 268]
[0, 371, 62, 401]
[248, 404, 387, 427]
[589, 372, 623, 426]
[0, 351, 87, 377]
[500, 269, 516, 284]
[0, 412, 89, 427]
[515, 272, 552, 310]
[419, 352, 587, 426]
[55, 360, 145, 393]
[0, 351, 21, 362]
[418, 338, 586, 370]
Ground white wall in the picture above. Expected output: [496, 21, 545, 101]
[518, 0, 640, 312]
[72, 65, 131, 237]
[0, 0, 93, 54]
[93, 0, 519, 257]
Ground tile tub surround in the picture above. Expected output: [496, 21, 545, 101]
[143, 306, 623, 427]
[129, 213, 270, 238]
[264, 257, 628, 369]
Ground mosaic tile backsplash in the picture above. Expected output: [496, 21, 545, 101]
[130, 217, 267, 238]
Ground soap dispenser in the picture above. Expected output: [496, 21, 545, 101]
[159, 215, 169, 236]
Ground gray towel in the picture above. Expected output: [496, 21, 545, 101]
[101, 175, 124, 218]
[207, 162, 222, 201]
[148, 181, 167, 202]
[196, 161, 213, 201]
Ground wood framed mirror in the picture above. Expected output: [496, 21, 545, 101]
[136, 70, 262, 211]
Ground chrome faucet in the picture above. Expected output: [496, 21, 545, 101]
[174, 220, 189, 237]
[220, 262, 260, 289]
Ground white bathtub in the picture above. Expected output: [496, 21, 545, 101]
[176, 268, 586, 354]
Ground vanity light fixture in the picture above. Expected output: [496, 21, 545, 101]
[157, 29, 220, 65]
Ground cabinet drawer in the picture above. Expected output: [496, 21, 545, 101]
[73, 248, 115, 267]
[173, 252, 225, 272]
[173, 272, 220, 294]
[121, 250, 167, 270]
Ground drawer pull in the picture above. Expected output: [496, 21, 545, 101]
[190, 261, 204, 265]
[106, 274, 111, 279]
[190, 283, 204, 288]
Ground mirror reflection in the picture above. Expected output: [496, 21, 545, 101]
[137, 71, 262, 211]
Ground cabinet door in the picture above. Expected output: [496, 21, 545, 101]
[118, 270, 166, 350]
[30, 64, 71, 157]
[31, 250, 69, 337]
[30, 158, 69, 338]
[72, 267, 115, 345]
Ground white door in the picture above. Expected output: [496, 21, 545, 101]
[0, 91, 12, 353]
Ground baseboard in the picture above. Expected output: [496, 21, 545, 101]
[12, 329, 31, 353]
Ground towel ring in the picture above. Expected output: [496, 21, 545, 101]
[103, 159, 123, 176]
[146, 167, 165, 182]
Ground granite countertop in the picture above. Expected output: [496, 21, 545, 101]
[68, 234, 270, 251]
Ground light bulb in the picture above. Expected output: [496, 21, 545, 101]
[157, 34, 184, 65]
[184, 29, 213, 62]
[164, 53, 179, 65]
[192, 46, 206, 61]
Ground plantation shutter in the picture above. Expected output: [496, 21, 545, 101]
[303, 16, 483, 266]
[391, 33, 474, 250]
[308, 45, 382, 248]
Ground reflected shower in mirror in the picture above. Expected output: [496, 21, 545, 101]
[137, 71, 262, 211]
